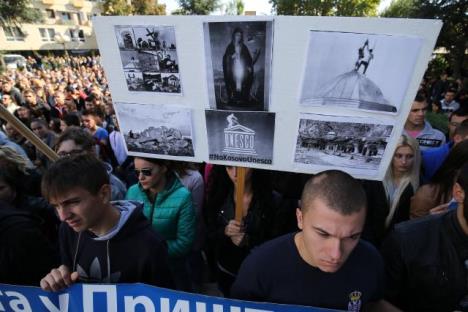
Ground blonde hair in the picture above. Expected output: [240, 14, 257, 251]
[383, 135, 421, 227]
[0, 146, 32, 174]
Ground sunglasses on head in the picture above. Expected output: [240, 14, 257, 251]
[134, 168, 153, 177]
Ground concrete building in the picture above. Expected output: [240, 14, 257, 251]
[0, 0, 101, 54]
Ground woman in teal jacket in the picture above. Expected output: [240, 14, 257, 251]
[126, 157, 195, 290]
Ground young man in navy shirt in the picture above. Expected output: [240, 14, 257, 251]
[231, 170, 398, 311]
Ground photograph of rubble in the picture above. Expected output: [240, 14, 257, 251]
[299, 31, 422, 114]
[205, 110, 275, 165]
[115, 25, 181, 93]
[204, 21, 273, 111]
[294, 114, 393, 171]
[115, 102, 194, 157]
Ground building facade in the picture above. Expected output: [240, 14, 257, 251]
[1, 0, 101, 53]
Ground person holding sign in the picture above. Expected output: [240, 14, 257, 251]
[205, 166, 294, 297]
[40, 154, 173, 291]
[231, 170, 398, 311]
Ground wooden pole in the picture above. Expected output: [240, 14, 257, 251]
[0, 105, 59, 161]
[235, 166, 246, 222]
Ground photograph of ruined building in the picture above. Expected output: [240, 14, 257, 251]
[294, 115, 393, 171]
[115, 102, 194, 157]
[299, 31, 421, 114]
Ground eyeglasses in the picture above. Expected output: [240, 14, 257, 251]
[57, 149, 84, 157]
[134, 168, 154, 177]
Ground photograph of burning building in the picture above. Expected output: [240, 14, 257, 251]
[115, 25, 181, 94]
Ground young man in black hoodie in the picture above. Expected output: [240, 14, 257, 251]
[40, 154, 173, 291]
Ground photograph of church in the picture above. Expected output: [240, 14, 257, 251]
[299, 31, 422, 114]
[294, 114, 393, 171]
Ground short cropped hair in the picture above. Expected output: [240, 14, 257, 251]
[42, 154, 109, 201]
[414, 91, 427, 103]
[300, 170, 367, 215]
[55, 126, 95, 152]
[455, 120, 468, 138]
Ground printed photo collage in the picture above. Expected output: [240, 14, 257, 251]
[110, 20, 423, 173]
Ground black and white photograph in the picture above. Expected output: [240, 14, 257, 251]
[299, 31, 422, 113]
[115, 25, 181, 94]
[204, 21, 273, 111]
[115, 102, 194, 157]
[205, 110, 275, 165]
[294, 114, 393, 171]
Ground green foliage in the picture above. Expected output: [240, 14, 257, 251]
[101, 0, 166, 16]
[427, 54, 449, 78]
[381, 0, 416, 17]
[269, 0, 379, 16]
[132, 0, 166, 15]
[224, 0, 244, 15]
[174, 0, 221, 15]
[101, 0, 133, 15]
[0, 0, 43, 25]
[382, 0, 467, 77]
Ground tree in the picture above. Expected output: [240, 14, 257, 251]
[173, 0, 221, 15]
[224, 0, 244, 15]
[101, 0, 165, 16]
[269, 0, 379, 16]
[101, 0, 133, 15]
[382, 0, 467, 78]
[132, 0, 166, 15]
[0, 0, 42, 25]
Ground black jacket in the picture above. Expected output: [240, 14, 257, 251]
[362, 180, 413, 246]
[60, 201, 174, 288]
[0, 203, 57, 285]
[381, 210, 468, 312]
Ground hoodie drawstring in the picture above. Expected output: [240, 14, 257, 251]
[73, 232, 82, 273]
[106, 240, 111, 282]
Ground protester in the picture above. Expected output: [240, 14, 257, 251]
[382, 161, 468, 311]
[55, 127, 127, 201]
[403, 92, 446, 151]
[40, 154, 174, 291]
[126, 157, 195, 291]
[362, 135, 420, 245]
[231, 170, 395, 311]
[411, 140, 468, 218]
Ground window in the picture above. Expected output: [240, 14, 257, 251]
[3, 26, 25, 41]
[69, 28, 85, 42]
[61, 11, 71, 21]
[45, 9, 55, 18]
[39, 28, 56, 42]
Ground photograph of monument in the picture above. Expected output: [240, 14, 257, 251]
[204, 21, 273, 111]
[115, 25, 181, 94]
[115, 102, 194, 157]
[294, 114, 393, 171]
[299, 31, 422, 114]
[205, 110, 275, 164]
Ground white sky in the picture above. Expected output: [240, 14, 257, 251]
[159, 0, 393, 15]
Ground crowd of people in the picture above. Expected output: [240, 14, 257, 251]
[1, 54, 468, 312]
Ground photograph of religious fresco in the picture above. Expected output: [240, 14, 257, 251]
[204, 21, 273, 111]
[205, 110, 275, 164]
[115, 25, 181, 94]
[294, 114, 394, 171]
[115, 102, 194, 157]
[299, 31, 422, 113]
